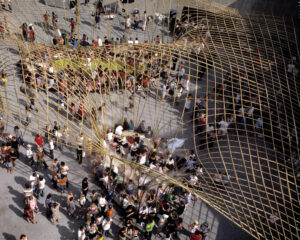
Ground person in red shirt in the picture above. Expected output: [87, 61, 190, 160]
[29, 26, 35, 42]
[190, 230, 202, 240]
[34, 134, 43, 147]
[70, 18, 76, 33]
[93, 40, 98, 47]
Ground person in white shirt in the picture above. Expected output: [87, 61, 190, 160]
[29, 172, 39, 191]
[37, 175, 46, 199]
[197, 164, 204, 176]
[139, 151, 147, 165]
[141, 11, 147, 31]
[115, 125, 123, 136]
[128, 38, 133, 44]
[102, 217, 112, 236]
[26, 144, 34, 166]
[184, 191, 192, 204]
[107, 129, 113, 142]
[149, 162, 156, 169]
[98, 194, 107, 215]
[60, 161, 69, 188]
[97, 36, 102, 47]
[78, 226, 86, 240]
[189, 174, 198, 186]
[138, 206, 149, 224]
[111, 164, 118, 175]
[49, 138, 55, 159]
[218, 119, 229, 136]
[185, 94, 192, 110]
[188, 220, 199, 233]
[247, 105, 254, 118]
[161, 83, 167, 102]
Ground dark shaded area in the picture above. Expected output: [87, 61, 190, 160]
[2, 233, 17, 240]
[228, 0, 298, 17]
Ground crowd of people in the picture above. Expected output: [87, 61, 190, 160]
[1, 1, 299, 240]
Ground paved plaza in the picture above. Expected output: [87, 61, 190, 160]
[1, 0, 286, 239]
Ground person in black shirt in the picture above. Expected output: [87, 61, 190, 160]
[123, 118, 130, 131]
[82, 177, 89, 197]
[176, 200, 185, 216]
[11, 136, 20, 158]
[133, 133, 140, 143]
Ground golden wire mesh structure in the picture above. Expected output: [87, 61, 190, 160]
[0, 0, 299, 239]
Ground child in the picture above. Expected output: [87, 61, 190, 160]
[6, 157, 14, 174]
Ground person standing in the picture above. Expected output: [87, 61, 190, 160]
[102, 216, 112, 237]
[98, 194, 107, 216]
[67, 197, 76, 217]
[0, 20, 5, 39]
[81, 177, 89, 197]
[44, 11, 50, 30]
[144, 218, 155, 240]
[36, 175, 46, 199]
[52, 12, 58, 30]
[7, 0, 12, 11]
[125, 15, 131, 33]
[36, 147, 47, 170]
[78, 226, 86, 240]
[70, 18, 76, 33]
[24, 203, 36, 224]
[95, 9, 101, 29]
[11, 136, 20, 158]
[133, 12, 140, 30]
[0, 116, 4, 139]
[1, 69, 7, 86]
[76, 143, 83, 164]
[34, 134, 43, 148]
[141, 11, 147, 31]
[48, 137, 54, 159]
[14, 126, 23, 146]
[45, 194, 52, 219]
[60, 161, 69, 188]
[20, 23, 28, 41]
[51, 202, 60, 225]
[28, 25, 35, 42]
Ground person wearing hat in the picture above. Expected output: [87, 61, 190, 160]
[26, 144, 34, 166]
